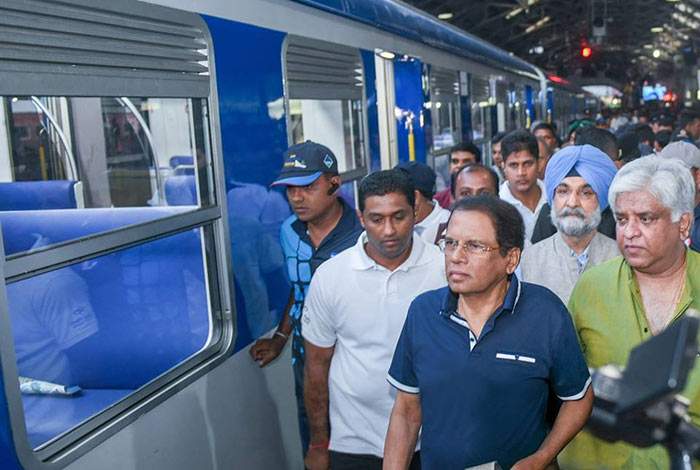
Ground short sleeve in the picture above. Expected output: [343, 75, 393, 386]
[550, 308, 591, 401]
[387, 303, 419, 394]
[37, 269, 99, 350]
[300, 272, 337, 348]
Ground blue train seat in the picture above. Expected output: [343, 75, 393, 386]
[0, 181, 77, 211]
[165, 175, 197, 206]
[169, 155, 195, 175]
[0, 208, 210, 447]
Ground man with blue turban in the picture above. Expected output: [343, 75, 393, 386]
[520, 145, 619, 304]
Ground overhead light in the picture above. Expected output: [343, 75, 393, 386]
[525, 16, 551, 34]
[438, 12, 454, 20]
[378, 50, 396, 60]
[653, 49, 661, 58]
[644, 44, 654, 49]
[506, 7, 523, 19]
[651, 26, 664, 33]
[667, 0, 680, 2]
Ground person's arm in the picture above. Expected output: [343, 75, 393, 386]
[383, 390, 422, 470]
[249, 289, 294, 366]
[511, 386, 593, 469]
[304, 341, 334, 470]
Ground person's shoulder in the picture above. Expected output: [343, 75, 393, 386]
[314, 244, 358, 277]
[518, 281, 571, 324]
[280, 214, 298, 234]
[578, 254, 624, 286]
[410, 285, 449, 313]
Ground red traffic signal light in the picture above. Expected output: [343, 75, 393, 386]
[581, 46, 592, 58]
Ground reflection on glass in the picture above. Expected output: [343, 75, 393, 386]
[288, 99, 366, 174]
[432, 100, 459, 151]
[0, 96, 213, 254]
[7, 228, 211, 448]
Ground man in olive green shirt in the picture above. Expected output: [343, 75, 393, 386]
[560, 155, 700, 470]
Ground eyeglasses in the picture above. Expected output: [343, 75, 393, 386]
[438, 238, 499, 256]
[554, 186, 596, 200]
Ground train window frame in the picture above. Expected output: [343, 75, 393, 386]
[282, 35, 370, 195]
[0, 1, 235, 468]
[429, 65, 462, 157]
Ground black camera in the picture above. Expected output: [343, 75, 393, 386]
[587, 313, 700, 470]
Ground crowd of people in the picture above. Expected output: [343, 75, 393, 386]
[248, 104, 700, 470]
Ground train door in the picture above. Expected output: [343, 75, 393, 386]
[393, 57, 428, 165]
[470, 74, 492, 161]
[428, 66, 463, 191]
[525, 84, 537, 128]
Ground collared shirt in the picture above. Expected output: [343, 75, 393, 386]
[388, 277, 590, 470]
[434, 187, 452, 209]
[499, 179, 548, 242]
[560, 248, 700, 470]
[520, 232, 620, 305]
[690, 205, 700, 253]
[280, 198, 363, 365]
[415, 200, 450, 245]
[302, 233, 446, 457]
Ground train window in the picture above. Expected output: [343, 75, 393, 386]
[470, 76, 491, 142]
[0, 0, 232, 465]
[8, 227, 214, 449]
[0, 96, 213, 256]
[429, 67, 461, 152]
[284, 35, 368, 182]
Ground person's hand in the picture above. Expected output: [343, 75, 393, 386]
[249, 335, 286, 367]
[304, 447, 329, 470]
[511, 452, 556, 470]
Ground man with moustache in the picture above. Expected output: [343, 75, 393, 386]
[559, 156, 700, 469]
[302, 169, 445, 470]
[384, 195, 592, 470]
[520, 145, 619, 304]
[249, 141, 363, 458]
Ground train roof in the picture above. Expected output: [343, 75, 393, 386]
[290, 0, 541, 79]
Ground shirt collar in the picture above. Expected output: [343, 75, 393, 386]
[499, 179, 547, 211]
[349, 232, 430, 272]
[440, 274, 522, 318]
[416, 200, 447, 229]
[291, 197, 358, 243]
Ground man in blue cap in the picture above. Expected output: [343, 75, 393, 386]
[520, 144, 619, 304]
[249, 140, 363, 458]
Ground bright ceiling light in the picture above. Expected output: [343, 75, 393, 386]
[378, 50, 396, 60]
[644, 44, 654, 49]
[651, 26, 664, 33]
[525, 16, 550, 34]
[653, 49, 661, 58]
[506, 7, 523, 19]
[437, 12, 454, 20]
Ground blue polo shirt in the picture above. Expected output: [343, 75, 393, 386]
[387, 277, 590, 470]
[280, 198, 363, 366]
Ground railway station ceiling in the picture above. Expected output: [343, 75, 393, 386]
[403, 0, 700, 85]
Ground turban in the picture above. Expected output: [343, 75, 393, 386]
[544, 144, 618, 211]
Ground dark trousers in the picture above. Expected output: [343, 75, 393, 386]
[293, 357, 310, 457]
[329, 450, 421, 470]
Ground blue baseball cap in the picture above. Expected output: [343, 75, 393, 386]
[271, 141, 339, 187]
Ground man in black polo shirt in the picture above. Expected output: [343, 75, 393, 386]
[384, 196, 593, 470]
[249, 140, 363, 458]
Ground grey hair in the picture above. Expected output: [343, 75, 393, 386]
[608, 155, 695, 222]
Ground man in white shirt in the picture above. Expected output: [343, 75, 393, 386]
[499, 130, 548, 242]
[396, 161, 449, 245]
[302, 169, 446, 470]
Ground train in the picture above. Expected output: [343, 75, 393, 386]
[0, 0, 597, 468]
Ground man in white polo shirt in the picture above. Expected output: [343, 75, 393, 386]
[302, 169, 446, 470]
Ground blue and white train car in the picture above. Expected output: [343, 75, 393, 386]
[0, 1, 584, 469]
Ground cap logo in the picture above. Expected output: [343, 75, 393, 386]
[283, 154, 307, 168]
[323, 154, 334, 168]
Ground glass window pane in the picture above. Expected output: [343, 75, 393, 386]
[288, 99, 366, 174]
[432, 101, 459, 151]
[0, 96, 214, 255]
[8, 228, 213, 449]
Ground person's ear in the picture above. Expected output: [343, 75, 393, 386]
[679, 212, 693, 241]
[357, 209, 366, 228]
[505, 247, 521, 274]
